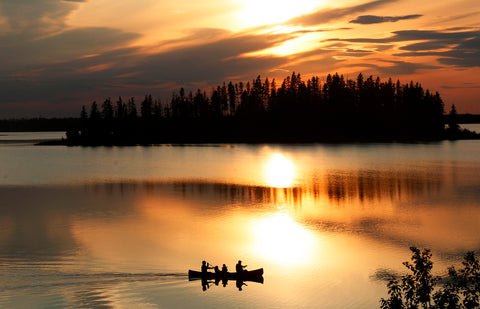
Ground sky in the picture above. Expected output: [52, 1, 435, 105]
[0, 0, 479, 118]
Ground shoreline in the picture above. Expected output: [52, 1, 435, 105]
[36, 132, 480, 146]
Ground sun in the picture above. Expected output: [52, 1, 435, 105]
[237, 0, 323, 28]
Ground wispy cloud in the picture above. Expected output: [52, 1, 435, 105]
[286, 0, 398, 26]
[328, 29, 480, 44]
[0, 28, 139, 73]
[349, 14, 422, 24]
[352, 59, 439, 75]
[325, 28, 480, 72]
[440, 84, 480, 89]
[392, 31, 480, 68]
[394, 36, 480, 68]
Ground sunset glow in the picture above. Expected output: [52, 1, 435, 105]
[0, 0, 479, 117]
[237, 0, 324, 28]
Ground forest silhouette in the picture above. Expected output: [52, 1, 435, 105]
[64, 72, 478, 145]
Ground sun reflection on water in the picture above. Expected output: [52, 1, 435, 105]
[265, 153, 295, 188]
[251, 212, 315, 266]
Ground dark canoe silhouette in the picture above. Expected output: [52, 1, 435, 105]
[188, 268, 264, 283]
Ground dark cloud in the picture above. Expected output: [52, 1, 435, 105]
[0, 0, 77, 34]
[349, 14, 422, 24]
[393, 36, 480, 67]
[136, 32, 294, 83]
[327, 29, 480, 68]
[348, 59, 439, 75]
[440, 85, 480, 89]
[0, 30, 296, 116]
[0, 0, 139, 74]
[398, 40, 452, 51]
[286, 0, 398, 26]
[0, 28, 139, 74]
[344, 49, 376, 57]
[329, 29, 480, 44]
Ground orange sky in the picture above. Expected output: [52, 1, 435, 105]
[0, 0, 479, 117]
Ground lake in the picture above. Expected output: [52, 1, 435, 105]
[1, 131, 480, 308]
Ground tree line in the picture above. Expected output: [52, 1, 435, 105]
[65, 72, 476, 145]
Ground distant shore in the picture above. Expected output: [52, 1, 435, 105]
[34, 125, 480, 146]
[1, 116, 479, 146]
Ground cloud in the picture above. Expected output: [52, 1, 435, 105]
[329, 29, 480, 44]
[327, 29, 480, 68]
[346, 59, 439, 75]
[344, 48, 376, 57]
[435, 11, 480, 24]
[440, 84, 480, 89]
[349, 14, 422, 24]
[0, 0, 139, 74]
[287, 0, 398, 26]
[393, 35, 480, 67]
[159, 28, 231, 47]
[0, 0, 77, 35]
[134, 32, 294, 84]
[398, 40, 452, 51]
[0, 30, 297, 116]
[0, 27, 140, 73]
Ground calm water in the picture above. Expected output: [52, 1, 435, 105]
[1, 132, 480, 308]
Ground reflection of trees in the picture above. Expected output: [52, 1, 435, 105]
[0, 172, 439, 259]
[82, 168, 442, 207]
[325, 170, 442, 204]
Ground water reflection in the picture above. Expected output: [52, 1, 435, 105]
[265, 153, 295, 188]
[193, 276, 263, 292]
[1, 169, 480, 308]
[81, 166, 443, 207]
[80, 174, 479, 257]
[0, 164, 474, 266]
[251, 212, 315, 265]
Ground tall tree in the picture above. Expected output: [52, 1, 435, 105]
[141, 95, 153, 119]
[127, 97, 137, 119]
[447, 104, 460, 132]
[89, 101, 100, 121]
[101, 98, 114, 120]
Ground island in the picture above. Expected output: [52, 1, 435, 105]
[10, 72, 480, 145]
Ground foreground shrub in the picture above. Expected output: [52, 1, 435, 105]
[381, 247, 479, 309]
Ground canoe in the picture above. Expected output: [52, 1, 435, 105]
[188, 268, 264, 283]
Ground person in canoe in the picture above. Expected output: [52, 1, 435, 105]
[236, 260, 247, 273]
[221, 264, 229, 286]
[201, 260, 213, 273]
[221, 264, 228, 274]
